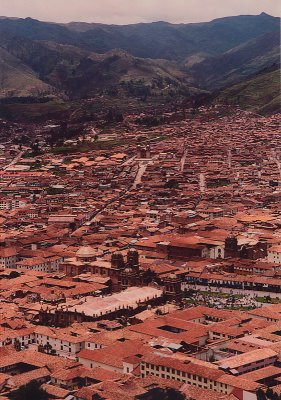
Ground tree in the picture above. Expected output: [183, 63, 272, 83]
[43, 343, 52, 354]
[11, 380, 48, 400]
[164, 179, 179, 189]
[106, 109, 124, 124]
[14, 338, 21, 351]
[137, 387, 186, 400]
[256, 389, 267, 400]
[92, 395, 105, 400]
[266, 295, 271, 303]
[9, 270, 20, 279]
[209, 354, 215, 362]
[69, 222, 76, 231]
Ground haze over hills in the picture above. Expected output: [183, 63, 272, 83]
[0, 12, 279, 61]
[189, 31, 280, 89]
[0, 34, 192, 100]
[0, 45, 56, 98]
[0, 12, 279, 114]
[214, 64, 280, 115]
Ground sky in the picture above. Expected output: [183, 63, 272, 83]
[0, 0, 280, 24]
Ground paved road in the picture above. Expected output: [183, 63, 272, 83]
[227, 149, 232, 169]
[2, 150, 25, 171]
[89, 158, 151, 224]
[180, 148, 188, 173]
[132, 161, 148, 190]
[272, 151, 281, 180]
[182, 282, 281, 300]
[121, 155, 136, 167]
[199, 173, 205, 193]
[88, 154, 157, 225]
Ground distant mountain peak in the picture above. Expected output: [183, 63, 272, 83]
[259, 12, 271, 17]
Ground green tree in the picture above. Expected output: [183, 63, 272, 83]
[164, 179, 179, 189]
[11, 380, 48, 400]
[256, 389, 267, 400]
[137, 387, 185, 400]
[43, 343, 52, 354]
[9, 270, 20, 279]
[69, 222, 76, 231]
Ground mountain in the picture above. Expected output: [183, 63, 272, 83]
[0, 12, 279, 104]
[64, 13, 280, 61]
[188, 31, 280, 89]
[0, 46, 56, 98]
[39, 45, 191, 99]
[0, 34, 191, 100]
[0, 13, 279, 62]
[214, 64, 280, 115]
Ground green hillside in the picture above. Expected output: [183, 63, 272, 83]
[215, 66, 280, 115]
[189, 31, 280, 89]
[0, 46, 56, 98]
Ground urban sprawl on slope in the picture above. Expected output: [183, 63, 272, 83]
[0, 105, 280, 399]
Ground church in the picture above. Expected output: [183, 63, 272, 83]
[60, 246, 155, 292]
[60, 245, 182, 298]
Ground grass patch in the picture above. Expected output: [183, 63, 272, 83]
[216, 68, 280, 115]
[255, 296, 281, 304]
[52, 140, 125, 155]
[198, 291, 243, 299]
[0, 100, 71, 122]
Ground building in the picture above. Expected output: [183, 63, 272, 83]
[60, 247, 155, 292]
[0, 247, 19, 268]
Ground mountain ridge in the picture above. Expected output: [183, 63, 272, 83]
[0, 12, 279, 116]
[0, 13, 279, 61]
[214, 64, 280, 115]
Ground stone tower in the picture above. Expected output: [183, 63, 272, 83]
[224, 235, 239, 258]
[127, 248, 139, 272]
[163, 273, 181, 301]
[111, 252, 125, 269]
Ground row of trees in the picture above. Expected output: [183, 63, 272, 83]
[11, 378, 281, 400]
[9, 381, 185, 400]
[257, 388, 281, 400]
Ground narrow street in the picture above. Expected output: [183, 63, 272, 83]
[88, 155, 156, 224]
[88, 158, 149, 224]
[2, 150, 25, 171]
[272, 150, 281, 180]
[180, 148, 188, 173]
[199, 173, 205, 193]
[132, 161, 148, 190]
[121, 155, 136, 167]
[182, 282, 281, 301]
